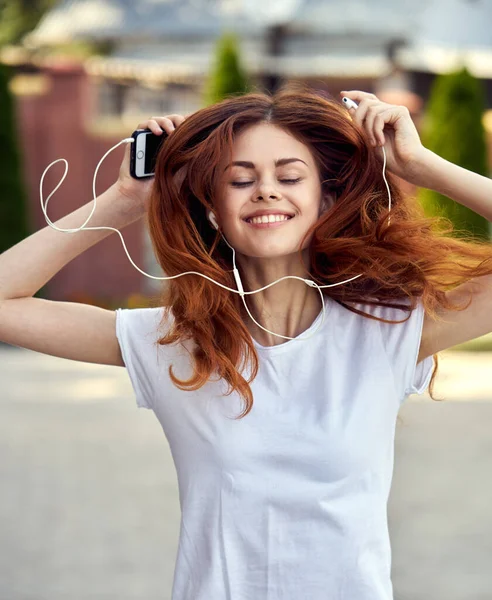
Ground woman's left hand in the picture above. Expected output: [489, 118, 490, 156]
[340, 90, 430, 186]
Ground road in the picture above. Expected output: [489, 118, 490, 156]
[0, 345, 491, 600]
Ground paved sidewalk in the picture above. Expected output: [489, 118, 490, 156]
[0, 346, 181, 600]
[0, 345, 491, 600]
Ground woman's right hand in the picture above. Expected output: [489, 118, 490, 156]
[115, 114, 187, 213]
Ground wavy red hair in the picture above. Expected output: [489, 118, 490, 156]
[146, 83, 492, 418]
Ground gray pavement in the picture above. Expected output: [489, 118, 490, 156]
[0, 344, 491, 600]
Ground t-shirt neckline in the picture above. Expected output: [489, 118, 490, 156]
[251, 299, 331, 354]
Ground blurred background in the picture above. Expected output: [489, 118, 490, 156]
[0, 1, 491, 599]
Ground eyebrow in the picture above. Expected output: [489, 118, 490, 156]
[224, 158, 308, 171]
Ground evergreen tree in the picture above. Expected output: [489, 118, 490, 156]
[0, 0, 58, 47]
[0, 62, 29, 254]
[418, 66, 490, 241]
[203, 32, 251, 106]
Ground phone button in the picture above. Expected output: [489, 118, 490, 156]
[137, 150, 144, 159]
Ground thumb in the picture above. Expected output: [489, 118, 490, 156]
[119, 140, 132, 178]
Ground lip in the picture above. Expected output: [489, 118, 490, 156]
[243, 215, 295, 229]
[243, 210, 295, 219]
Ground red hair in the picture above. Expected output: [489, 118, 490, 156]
[146, 83, 492, 418]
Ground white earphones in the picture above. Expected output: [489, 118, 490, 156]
[40, 97, 390, 343]
[208, 211, 219, 231]
[342, 97, 359, 111]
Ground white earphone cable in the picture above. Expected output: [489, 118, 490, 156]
[39, 99, 390, 343]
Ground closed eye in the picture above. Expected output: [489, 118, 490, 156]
[231, 178, 302, 187]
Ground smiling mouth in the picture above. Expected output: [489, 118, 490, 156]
[243, 215, 295, 224]
[243, 215, 295, 228]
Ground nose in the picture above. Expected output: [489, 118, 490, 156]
[255, 181, 281, 201]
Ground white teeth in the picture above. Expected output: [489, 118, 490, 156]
[247, 214, 292, 224]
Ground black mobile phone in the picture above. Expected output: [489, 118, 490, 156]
[129, 128, 168, 179]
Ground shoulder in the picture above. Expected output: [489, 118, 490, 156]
[115, 305, 174, 345]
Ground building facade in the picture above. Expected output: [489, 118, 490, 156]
[2, 0, 491, 304]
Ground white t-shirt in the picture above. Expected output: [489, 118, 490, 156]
[115, 295, 434, 600]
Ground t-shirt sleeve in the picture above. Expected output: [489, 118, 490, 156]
[373, 297, 435, 402]
[115, 307, 165, 410]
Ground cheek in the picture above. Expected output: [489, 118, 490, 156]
[220, 204, 243, 226]
[219, 188, 251, 221]
[215, 201, 247, 239]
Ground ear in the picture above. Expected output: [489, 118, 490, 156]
[320, 192, 336, 215]
[173, 164, 188, 190]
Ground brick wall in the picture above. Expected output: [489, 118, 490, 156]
[13, 63, 146, 306]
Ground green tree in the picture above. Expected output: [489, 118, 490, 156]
[0, 0, 58, 47]
[418, 66, 490, 241]
[0, 62, 29, 253]
[203, 32, 251, 106]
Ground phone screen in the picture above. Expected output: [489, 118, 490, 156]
[145, 132, 166, 175]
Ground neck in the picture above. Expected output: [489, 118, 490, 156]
[236, 252, 323, 347]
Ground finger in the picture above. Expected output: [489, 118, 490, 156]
[364, 105, 386, 146]
[137, 119, 164, 135]
[372, 105, 407, 146]
[118, 141, 131, 180]
[373, 114, 386, 146]
[174, 114, 186, 126]
[164, 114, 187, 126]
[347, 98, 367, 127]
[150, 116, 176, 134]
[350, 99, 378, 135]
[123, 138, 131, 162]
[151, 115, 186, 131]
[340, 90, 378, 104]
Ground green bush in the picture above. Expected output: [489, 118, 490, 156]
[0, 0, 58, 46]
[203, 32, 252, 106]
[418, 66, 490, 241]
[0, 62, 29, 254]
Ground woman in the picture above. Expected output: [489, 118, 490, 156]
[1, 85, 492, 599]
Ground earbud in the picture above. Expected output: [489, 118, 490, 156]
[208, 211, 219, 230]
[342, 97, 359, 111]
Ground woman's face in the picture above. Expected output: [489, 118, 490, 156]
[213, 122, 332, 261]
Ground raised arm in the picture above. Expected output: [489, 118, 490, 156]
[0, 182, 144, 366]
[0, 114, 185, 366]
